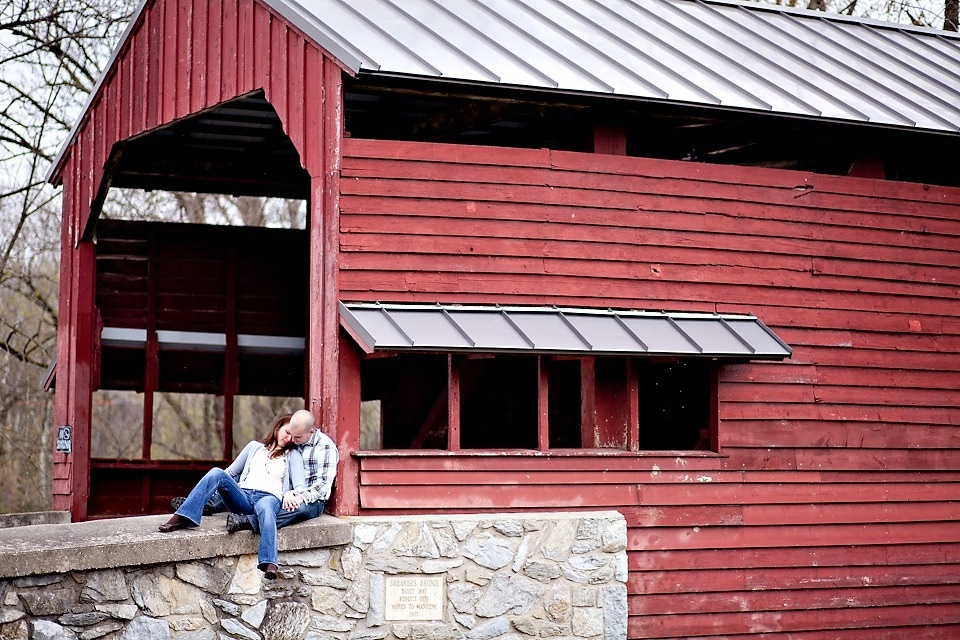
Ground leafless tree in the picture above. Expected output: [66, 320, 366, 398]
[0, 0, 134, 512]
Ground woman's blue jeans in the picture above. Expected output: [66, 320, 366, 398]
[175, 468, 280, 569]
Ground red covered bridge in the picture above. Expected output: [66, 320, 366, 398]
[48, 0, 960, 637]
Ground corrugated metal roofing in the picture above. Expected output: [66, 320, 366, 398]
[339, 302, 793, 359]
[276, 0, 960, 133]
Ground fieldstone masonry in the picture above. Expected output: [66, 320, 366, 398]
[0, 511, 627, 640]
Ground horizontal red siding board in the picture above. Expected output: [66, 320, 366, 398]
[625, 501, 959, 527]
[628, 542, 960, 571]
[628, 602, 960, 638]
[630, 562, 960, 594]
[630, 521, 959, 552]
[639, 482, 960, 505]
[359, 483, 640, 510]
[630, 584, 960, 616]
[356, 452, 725, 473]
[722, 421, 960, 449]
[680, 626, 960, 640]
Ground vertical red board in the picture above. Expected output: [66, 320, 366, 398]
[146, 0, 162, 130]
[52, 157, 77, 512]
[303, 45, 323, 173]
[334, 332, 361, 515]
[71, 240, 96, 521]
[192, 0, 207, 113]
[206, 0, 222, 106]
[269, 17, 287, 121]
[176, 0, 192, 119]
[221, 0, 238, 100]
[239, 0, 254, 94]
[253, 3, 271, 93]
[286, 36, 305, 158]
[320, 56, 342, 470]
[162, 0, 177, 124]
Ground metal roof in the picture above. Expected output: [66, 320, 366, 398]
[275, 0, 960, 134]
[339, 303, 792, 359]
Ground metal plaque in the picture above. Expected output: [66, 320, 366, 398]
[384, 575, 444, 621]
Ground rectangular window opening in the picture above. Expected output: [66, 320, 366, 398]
[91, 390, 145, 459]
[638, 360, 714, 451]
[357, 352, 717, 453]
[361, 353, 448, 449]
[459, 355, 538, 449]
[150, 392, 224, 460]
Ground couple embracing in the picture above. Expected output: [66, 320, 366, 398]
[158, 409, 338, 580]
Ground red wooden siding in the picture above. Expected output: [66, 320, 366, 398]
[52, 0, 344, 513]
[340, 139, 960, 638]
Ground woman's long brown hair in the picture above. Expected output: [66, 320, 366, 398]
[262, 412, 294, 459]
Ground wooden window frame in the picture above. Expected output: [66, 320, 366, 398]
[364, 352, 719, 454]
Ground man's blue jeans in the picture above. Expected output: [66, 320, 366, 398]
[208, 492, 325, 533]
[174, 468, 281, 569]
[249, 498, 324, 534]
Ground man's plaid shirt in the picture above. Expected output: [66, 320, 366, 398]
[294, 428, 338, 504]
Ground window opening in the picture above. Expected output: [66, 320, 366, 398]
[91, 390, 144, 459]
[360, 400, 383, 450]
[638, 360, 713, 450]
[546, 358, 581, 448]
[459, 355, 538, 449]
[361, 353, 448, 449]
[357, 351, 718, 453]
[150, 392, 223, 460]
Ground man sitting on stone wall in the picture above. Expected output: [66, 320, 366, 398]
[172, 409, 338, 534]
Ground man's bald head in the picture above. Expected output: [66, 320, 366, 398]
[289, 409, 316, 445]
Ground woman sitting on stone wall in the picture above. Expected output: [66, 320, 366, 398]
[157, 413, 305, 579]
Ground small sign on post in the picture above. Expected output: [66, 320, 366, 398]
[55, 425, 72, 453]
[384, 575, 445, 621]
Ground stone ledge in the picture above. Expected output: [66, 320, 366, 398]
[0, 511, 71, 529]
[0, 513, 350, 579]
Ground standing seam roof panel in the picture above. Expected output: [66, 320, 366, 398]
[784, 17, 950, 127]
[566, 0, 725, 104]
[604, 0, 778, 110]
[283, 0, 960, 133]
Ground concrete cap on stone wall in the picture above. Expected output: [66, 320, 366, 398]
[0, 513, 351, 579]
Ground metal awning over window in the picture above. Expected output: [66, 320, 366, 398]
[340, 302, 791, 360]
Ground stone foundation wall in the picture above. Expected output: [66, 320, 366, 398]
[0, 512, 627, 640]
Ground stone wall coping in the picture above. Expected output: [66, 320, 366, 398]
[0, 511, 71, 528]
[0, 513, 351, 579]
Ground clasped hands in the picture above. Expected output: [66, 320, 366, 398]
[282, 492, 304, 511]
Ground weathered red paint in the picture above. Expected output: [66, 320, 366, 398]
[50, 0, 349, 521]
[336, 137, 960, 637]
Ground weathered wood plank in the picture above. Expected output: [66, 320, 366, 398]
[359, 483, 640, 509]
[630, 584, 960, 616]
[627, 542, 960, 571]
[628, 602, 960, 638]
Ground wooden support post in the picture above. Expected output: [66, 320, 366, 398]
[538, 357, 549, 451]
[581, 357, 596, 448]
[143, 238, 158, 461]
[628, 359, 640, 451]
[223, 241, 238, 459]
[334, 332, 361, 515]
[593, 123, 627, 156]
[71, 239, 96, 520]
[448, 355, 461, 451]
